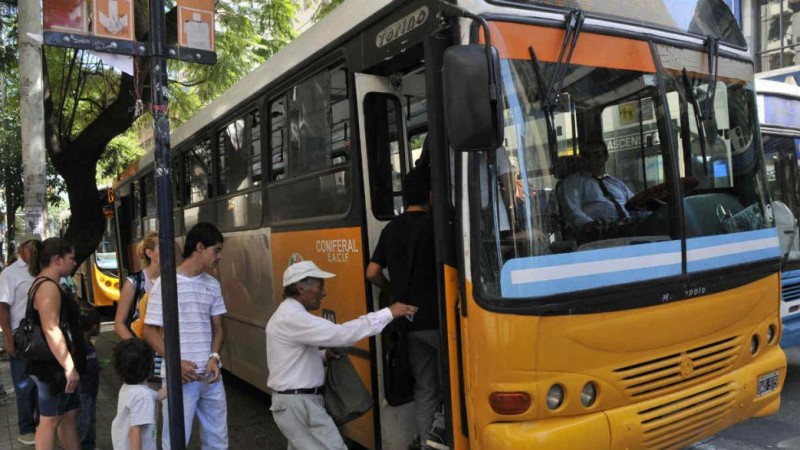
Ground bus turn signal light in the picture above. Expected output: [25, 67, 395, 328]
[489, 392, 531, 415]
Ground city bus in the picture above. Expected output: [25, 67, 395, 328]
[73, 188, 121, 313]
[112, 0, 785, 448]
[756, 77, 800, 348]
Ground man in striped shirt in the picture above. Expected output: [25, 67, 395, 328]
[144, 222, 228, 450]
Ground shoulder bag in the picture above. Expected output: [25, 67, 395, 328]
[13, 278, 73, 362]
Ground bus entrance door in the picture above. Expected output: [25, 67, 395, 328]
[355, 72, 419, 449]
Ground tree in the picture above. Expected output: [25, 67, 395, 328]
[42, 0, 297, 266]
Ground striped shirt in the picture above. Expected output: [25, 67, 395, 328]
[144, 273, 227, 372]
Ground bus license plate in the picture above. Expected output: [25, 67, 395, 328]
[757, 371, 779, 397]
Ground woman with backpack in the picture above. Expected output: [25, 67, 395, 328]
[113, 232, 160, 340]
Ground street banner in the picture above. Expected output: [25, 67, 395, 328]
[93, 0, 135, 41]
[43, 0, 88, 33]
[177, 0, 215, 51]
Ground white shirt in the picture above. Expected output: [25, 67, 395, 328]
[0, 259, 34, 331]
[266, 299, 393, 392]
[144, 272, 227, 371]
[111, 384, 158, 450]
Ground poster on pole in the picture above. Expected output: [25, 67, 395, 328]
[43, 0, 88, 34]
[93, 0, 135, 41]
[177, 0, 215, 51]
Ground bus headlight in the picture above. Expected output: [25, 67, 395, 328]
[581, 382, 597, 408]
[767, 325, 776, 345]
[546, 384, 564, 410]
[751, 335, 759, 355]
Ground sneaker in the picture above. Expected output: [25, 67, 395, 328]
[0, 389, 6, 398]
[423, 426, 449, 450]
[17, 433, 35, 445]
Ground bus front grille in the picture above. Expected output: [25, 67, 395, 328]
[614, 336, 741, 399]
[638, 382, 735, 450]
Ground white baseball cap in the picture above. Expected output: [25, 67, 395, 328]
[282, 260, 336, 287]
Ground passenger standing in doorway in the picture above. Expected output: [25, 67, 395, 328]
[0, 233, 41, 446]
[267, 259, 417, 449]
[366, 166, 447, 450]
[143, 222, 228, 450]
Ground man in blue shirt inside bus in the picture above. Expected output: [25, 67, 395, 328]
[558, 141, 643, 237]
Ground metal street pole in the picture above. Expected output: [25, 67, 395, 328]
[148, 0, 186, 448]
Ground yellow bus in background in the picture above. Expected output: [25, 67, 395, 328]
[113, 1, 785, 448]
[74, 189, 121, 313]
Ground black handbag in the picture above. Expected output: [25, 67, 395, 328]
[13, 278, 72, 362]
[324, 350, 374, 426]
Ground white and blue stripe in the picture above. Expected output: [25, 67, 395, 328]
[501, 228, 780, 298]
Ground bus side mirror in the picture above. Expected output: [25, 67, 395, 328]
[443, 45, 504, 152]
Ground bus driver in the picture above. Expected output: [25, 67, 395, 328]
[558, 141, 643, 238]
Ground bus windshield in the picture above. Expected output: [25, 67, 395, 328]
[475, 24, 776, 302]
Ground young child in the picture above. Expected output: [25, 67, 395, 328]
[78, 308, 101, 450]
[111, 338, 166, 450]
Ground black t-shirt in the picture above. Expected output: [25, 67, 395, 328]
[371, 211, 438, 331]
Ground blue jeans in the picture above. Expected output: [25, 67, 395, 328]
[10, 357, 37, 434]
[78, 389, 97, 450]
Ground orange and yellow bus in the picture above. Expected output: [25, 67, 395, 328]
[113, 0, 785, 448]
[74, 189, 121, 313]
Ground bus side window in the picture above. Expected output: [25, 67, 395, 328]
[217, 117, 250, 195]
[251, 109, 262, 186]
[265, 63, 352, 223]
[269, 97, 287, 181]
[364, 92, 405, 219]
[185, 139, 213, 203]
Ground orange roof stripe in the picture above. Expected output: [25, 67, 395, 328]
[486, 21, 656, 73]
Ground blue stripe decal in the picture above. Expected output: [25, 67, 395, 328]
[501, 240, 681, 298]
[686, 229, 780, 272]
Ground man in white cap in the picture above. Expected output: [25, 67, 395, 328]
[0, 233, 41, 446]
[267, 259, 417, 449]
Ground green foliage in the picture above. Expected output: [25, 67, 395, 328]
[167, 0, 297, 122]
[96, 129, 144, 186]
[312, 0, 346, 21]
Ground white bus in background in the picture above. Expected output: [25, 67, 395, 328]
[757, 77, 800, 348]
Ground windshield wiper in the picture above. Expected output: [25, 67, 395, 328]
[529, 46, 559, 159]
[528, 9, 584, 159]
[545, 9, 584, 110]
[682, 68, 709, 175]
[704, 36, 720, 123]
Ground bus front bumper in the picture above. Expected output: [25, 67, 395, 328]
[481, 348, 785, 449]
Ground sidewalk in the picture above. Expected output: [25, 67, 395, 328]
[0, 324, 286, 449]
[0, 323, 119, 449]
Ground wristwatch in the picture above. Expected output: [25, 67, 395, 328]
[209, 352, 221, 364]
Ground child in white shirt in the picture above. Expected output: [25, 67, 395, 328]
[111, 339, 166, 450]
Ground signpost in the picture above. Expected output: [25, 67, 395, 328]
[41, 1, 217, 448]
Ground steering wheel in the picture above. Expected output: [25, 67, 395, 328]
[625, 176, 699, 212]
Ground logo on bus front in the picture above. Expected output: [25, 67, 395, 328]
[375, 6, 429, 49]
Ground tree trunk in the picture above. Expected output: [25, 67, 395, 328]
[5, 204, 18, 264]
[44, 61, 138, 269]
[59, 162, 105, 266]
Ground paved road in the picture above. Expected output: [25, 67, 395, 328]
[689, 346, 800, 450]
